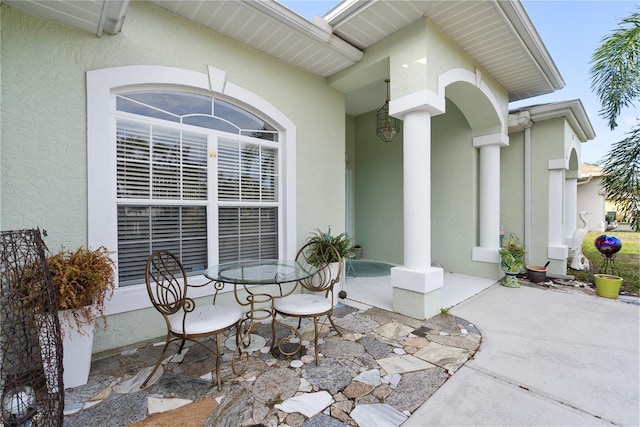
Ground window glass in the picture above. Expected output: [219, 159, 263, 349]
[218, 207, 278, 262]
[115, 90, 279, 286]
[117, 90, 277, 141]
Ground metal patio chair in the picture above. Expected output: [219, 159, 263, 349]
[141, 250, 245, 390]
[271, 242, 343, 364]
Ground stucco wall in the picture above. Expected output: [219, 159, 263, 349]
[500, 130, 526, 246]
[505, 118, 580, 273]
[431, 102, 474, 273]
[1, 2, 346, 352]
[578, 177, 606, 231]
[352, 98, 503, 280]
[353, 111, 403, 264]
[343, 13, 509, 278]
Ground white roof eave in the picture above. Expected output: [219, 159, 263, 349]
[3, 0, 564, 102]
[245, 0, 363, 63]
[509, 100, 596, 142]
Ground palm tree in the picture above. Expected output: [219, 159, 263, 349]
[590, 11, 640, 231]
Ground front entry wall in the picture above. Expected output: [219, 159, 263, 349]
[346, 18, 510, 319]
[1, 2, 347, 353]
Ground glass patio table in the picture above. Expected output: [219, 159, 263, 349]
[204, 259, 317, 352]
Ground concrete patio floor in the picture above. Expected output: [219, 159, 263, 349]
[63, 280, 639, 426]
[405, 283, 640, 426]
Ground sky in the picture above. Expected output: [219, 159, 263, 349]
[280, 0, 639, 165]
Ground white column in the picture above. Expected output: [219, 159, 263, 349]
[388, 98, 444, 320]
[472, 133, 508, 263]
[548, 159, 568, 260]
[403, 110, 432, 268]
[564, 178, 577, 246]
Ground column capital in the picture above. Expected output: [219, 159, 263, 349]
[389, 88, 445, 118]
[473, 133, 509, 148]
[548, 158, 568, 170]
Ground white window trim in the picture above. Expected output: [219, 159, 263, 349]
[87, 65, 297, 315]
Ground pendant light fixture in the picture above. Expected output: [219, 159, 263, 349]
[376, 79, 401, 142]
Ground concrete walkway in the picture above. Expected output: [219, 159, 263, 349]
[404, 284, 640, 426]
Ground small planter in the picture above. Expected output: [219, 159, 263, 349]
[59, 308, 96, 389]
[594, 274, 623, 299]
[526, 265, 547, 283]
[37, 307, 96, 391]
[499, 233, 525, 288]
[352, 246, 363, 260]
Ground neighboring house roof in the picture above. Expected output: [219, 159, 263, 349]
[1, 0, 563, 107]
[577, 164, 605, 199]
[508, 99, 596, 142]
[580, 163, 604, 179]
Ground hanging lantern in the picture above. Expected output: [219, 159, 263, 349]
[376, 79, 401, 142]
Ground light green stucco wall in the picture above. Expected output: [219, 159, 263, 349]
[502, 130, 526, 243]
[353, 111, 404, 264]
[503, 118, 570, 274]
[431, 100, 495, 278]
[345, 16, 509, 279]
[529, 118, 564, 268]
[331, 17, 508, 118]
[1, 2, 346, 352]
[351, 98, 501, 280]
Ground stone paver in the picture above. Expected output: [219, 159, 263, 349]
[64, 305, 482, 426]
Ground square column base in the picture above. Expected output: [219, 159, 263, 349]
[391, 266, 443, 320]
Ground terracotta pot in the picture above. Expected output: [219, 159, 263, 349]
[526, 265, 547, 283]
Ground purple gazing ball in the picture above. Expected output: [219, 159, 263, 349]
[594, 234, 622, 256]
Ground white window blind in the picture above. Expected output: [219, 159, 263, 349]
[116, 119, 208, 285]
[217, 138, 278, 262]
[115, 90, 280, 287]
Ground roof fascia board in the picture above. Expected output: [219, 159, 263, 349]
[98, 0, 130, 36]
[513, 100, 596, 142]
[324, 0, 374, 26]
[246, 0, 363, 62]
[496, 0, 565, 92]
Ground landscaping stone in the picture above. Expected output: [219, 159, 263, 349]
[65, 306, 483, 426]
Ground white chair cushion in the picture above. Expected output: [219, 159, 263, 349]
[170, 304, 241, 335]
[274, 294, 332, 316]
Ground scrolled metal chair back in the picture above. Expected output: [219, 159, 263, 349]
[295, 242, 342, 293]
[145, 250, 188, 317]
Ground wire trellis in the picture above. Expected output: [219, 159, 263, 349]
[0, 229, 64, 426]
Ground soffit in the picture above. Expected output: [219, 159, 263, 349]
[1, 0, 129, 36]
[147, 0, 364, 78]
[1, 0, 563, 105]
[326, 0, 564, 102]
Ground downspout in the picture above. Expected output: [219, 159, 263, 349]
[577, 175, 593, 186]
[518, 112, 533, 266]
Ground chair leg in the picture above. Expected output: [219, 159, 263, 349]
[270, 314, 277, 351]
[177, 338, 187, 354]
[232, 320, 248, 375]
[141, 336, 172, 388]
[215, 332, 222, 391]
[313, 317, 319, 365]
[327, 314, 342, 337]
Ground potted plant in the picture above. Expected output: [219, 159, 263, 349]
[306, 227, 353, 305]
[306, 227, 353, 263]
[499, 232, 525, 288]
[46, 246, 115, 388]
[593, 274, 623, 299]
[352, 244, 363, 260]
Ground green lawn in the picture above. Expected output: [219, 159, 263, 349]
[571, 231, 640, 296]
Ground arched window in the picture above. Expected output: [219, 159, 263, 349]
[114, 90, 279, 286]
[88, 66, 296, 314]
